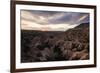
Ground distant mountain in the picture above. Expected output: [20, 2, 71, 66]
[75, 22, 89, 28]
[64, 22, 89, 43]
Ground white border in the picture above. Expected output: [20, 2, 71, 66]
[16, 5, 94, 69]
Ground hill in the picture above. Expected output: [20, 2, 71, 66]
[75, 22, 89, 28]
[21, 23, 89, 63]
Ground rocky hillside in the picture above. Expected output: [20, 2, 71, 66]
[21, 23, 89, 63]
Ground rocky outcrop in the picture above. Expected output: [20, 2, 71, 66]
[21, 23, 89, 62]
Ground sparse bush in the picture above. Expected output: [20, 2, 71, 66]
[21, 23, 89, 62]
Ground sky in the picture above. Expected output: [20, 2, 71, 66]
[21, 10, 89, 31]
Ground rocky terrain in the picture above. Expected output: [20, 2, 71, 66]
[21, 23, 89, 63]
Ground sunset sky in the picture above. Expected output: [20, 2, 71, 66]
[21, 10, 89, 31]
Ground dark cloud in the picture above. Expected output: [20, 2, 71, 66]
[23, 10, 59, 18]
[21, 10, 89, 31]
[49, 12, 89, 24]
[21, 10, 89, 25]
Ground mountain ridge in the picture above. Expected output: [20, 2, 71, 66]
[21, 22, 89, 62]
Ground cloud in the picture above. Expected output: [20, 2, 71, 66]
[21, 19, 78, 31]
[49, 12, 89, 24]
[77, 15, 89, 22]
[21, 10, 89, 31]
[21, 10, 49, 25]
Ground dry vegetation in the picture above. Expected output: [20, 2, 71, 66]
[21, 23, 89, 63]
